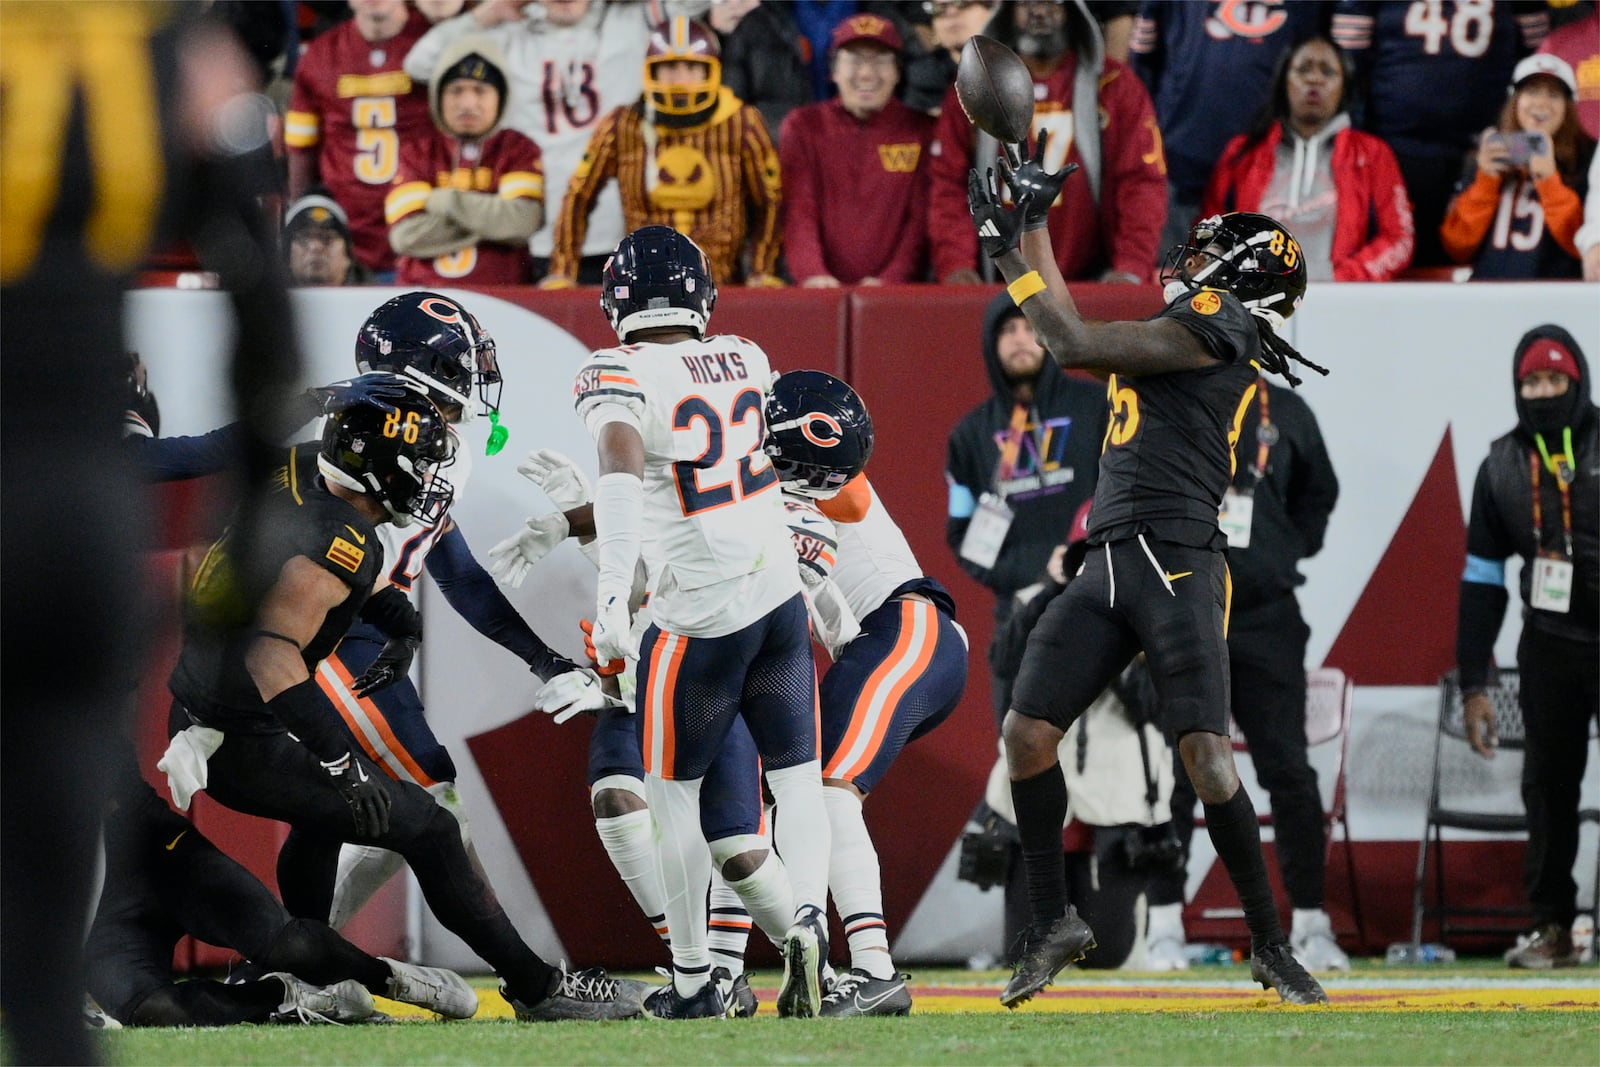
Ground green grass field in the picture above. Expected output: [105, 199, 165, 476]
[92, 964, 1600, 1066]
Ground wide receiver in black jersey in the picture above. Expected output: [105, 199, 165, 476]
[165, 374, 643, 1022]
[968, 135, 1331, 1008]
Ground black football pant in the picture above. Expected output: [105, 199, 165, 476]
[87, 778, 387, 1025]
[1519, 628, 1600, 930]
[1151, 595, 1326, 911]
[171, 703, 556, 1003]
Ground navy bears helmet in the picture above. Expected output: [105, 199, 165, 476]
[764, 370, 874, 498]
[1160, 212, 1308, 327]
[355, 291, 501, 421]
[317, 373, 457, 528]
[601, 225, 717, 341]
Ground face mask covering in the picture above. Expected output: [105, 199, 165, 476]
[1521, 393, 1577, 438]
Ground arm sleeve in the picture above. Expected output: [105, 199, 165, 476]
[1438, 169, 1501, 263]
[283, 50, 322, 152]
[1284, 398, 1339, 557]
[389, 211, 477, 257]
[127, 424, 246, 482]
[740, 110, 784, 277]
[1534, 171, 1585, 258]
[403, 11, 478, 82]
[1455, 458, 1512, 691]
[1099, 69, 1168, 280]
[549, 109, 623, 279]
[777, 110, 827, 281]
[425, 524, 578, 679]
[1333, 137, 1415, 281]
[436, 189, 542, 243]
[927, 85, 980, 280]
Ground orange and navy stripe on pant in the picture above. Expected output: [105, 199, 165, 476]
[638, 594, 817, 782]
[314, 626, 456, 787]
[820, 596, 968, 793]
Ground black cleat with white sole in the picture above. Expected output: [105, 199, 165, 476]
[819, 969, 912, 1018]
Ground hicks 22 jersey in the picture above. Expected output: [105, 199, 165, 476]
[574, 335, 799, 637]
[1088, 286, 1263, 549]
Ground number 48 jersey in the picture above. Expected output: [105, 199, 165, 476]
[574, 335, 799, 636]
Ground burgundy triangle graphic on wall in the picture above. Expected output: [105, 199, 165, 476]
[1322, 427, 1466, 686]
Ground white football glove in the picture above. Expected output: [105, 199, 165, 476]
[588, 593, 636, 664]
[533, 668, 621, 724]
[486, 512, 571, 588]
[518, 448, 593, 509]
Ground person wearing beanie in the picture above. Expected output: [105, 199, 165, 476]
[385, 36, 544, 284]
[284, 192, 372, 286]
[1457, 324, 1599, 969]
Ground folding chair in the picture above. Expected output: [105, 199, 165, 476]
[1192, 667, 1365, 943]
[1412, 670, 1600, 956]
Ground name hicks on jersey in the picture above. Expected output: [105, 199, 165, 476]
[999, 466, 1076, 498]
[682, 352, 749, 384]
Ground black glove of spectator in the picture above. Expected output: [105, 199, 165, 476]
[998, 130, 1079, 232]
[967, 166, 1028, 260]
[321, 752, 391, 836]
[351, 634, 421, 698]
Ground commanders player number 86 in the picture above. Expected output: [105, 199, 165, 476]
[383, 408, 422, 444]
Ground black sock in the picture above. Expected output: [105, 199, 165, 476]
[1203, 785, 1283, 952]
[1010, 765, 1068, 934]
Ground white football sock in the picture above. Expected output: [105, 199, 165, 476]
[328, 844, 405, 930]
[765, 760, 832, 917]
[644, 774, 713, 997]
[595, 808, 670, 948]
[823, 786, 894, 979]
[707, 869, 754, 975]
[723, 849, 795, 946]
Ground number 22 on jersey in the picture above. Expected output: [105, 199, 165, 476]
[672, 388, 777, 515]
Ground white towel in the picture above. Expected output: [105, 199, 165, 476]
[157, 725, 223, 811]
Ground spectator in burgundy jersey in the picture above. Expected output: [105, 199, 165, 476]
[1201, 34, 1413, 282]
[386, 38, 545, 285]
[779, 14, 935, 286]
[283, 192, 372, 286]
[285, 0, 447, 279]
[1441, 54, 1596, 280]
[926, 0, 1167, 285]
[1538, 1, 1599, 140]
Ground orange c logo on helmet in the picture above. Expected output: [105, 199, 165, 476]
[799, 412, 844, 448]
[418, 297, 462, 324]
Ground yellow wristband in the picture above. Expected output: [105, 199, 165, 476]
[1007, 271, 1046, 306]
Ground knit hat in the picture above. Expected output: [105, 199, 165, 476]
[439, 51, 508, 101]
[1518, 336, 1582, 382]
[283, 193, 351, 244]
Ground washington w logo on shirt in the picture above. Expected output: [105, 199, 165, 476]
[878, 143, 922, 173]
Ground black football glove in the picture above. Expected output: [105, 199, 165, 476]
[997, 129, 1080, 232]
[321, 752, 391, 836]
[351, 634, 421, 698]
[967, 166, 1027, 260]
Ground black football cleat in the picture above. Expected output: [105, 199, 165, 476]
[1250, 942, 1330, 1005]
[777, 905, 829, 1018]
[999, 907, 1096, 1009]
[644, 980, 726, 1019]
[711, 967, 759, 1019]
[819, 969, 912, 1018]
[505, 966, 644, 1022]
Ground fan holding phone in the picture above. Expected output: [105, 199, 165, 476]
[1441, 54, 1596, 280]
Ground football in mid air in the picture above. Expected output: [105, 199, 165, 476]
[955, 35, 1035, 143]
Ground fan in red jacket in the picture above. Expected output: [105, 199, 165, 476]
[1201, 35, 1413, 283]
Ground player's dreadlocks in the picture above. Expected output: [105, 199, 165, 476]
[1249, 314, 1329, 388]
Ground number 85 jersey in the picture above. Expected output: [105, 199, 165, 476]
[574, 335, 799, 635]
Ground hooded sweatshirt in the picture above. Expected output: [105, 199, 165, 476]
[386, 36, 544, 285]
[945, 291, 1107, 601]
[1458, 325, 1599, 689]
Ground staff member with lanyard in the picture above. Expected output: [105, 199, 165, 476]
[1458, 325, 1599, 969]
[1144, 373, 1345, 972]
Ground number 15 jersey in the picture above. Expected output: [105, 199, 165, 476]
[574, 335, 799, 637]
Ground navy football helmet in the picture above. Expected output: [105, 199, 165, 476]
[1160, 212, 1308, 326]
[764, 370, 874, 498]
[355, 292, 501, 421]
[317, 373, 457, 528]
[600, 225, 717, 341]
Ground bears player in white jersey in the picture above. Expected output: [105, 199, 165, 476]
[766, 371, 970, 1017]
[573, 225, 832, 1019]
